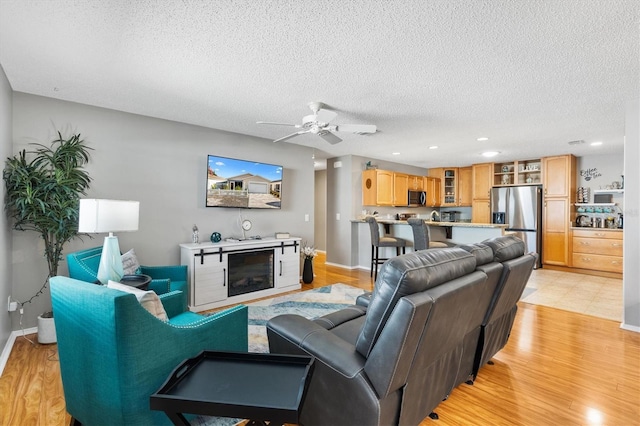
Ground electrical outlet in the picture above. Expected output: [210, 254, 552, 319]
[8, 296, 18, 312]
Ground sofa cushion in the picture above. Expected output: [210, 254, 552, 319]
[107, 281, 168, 321]
[458, 242, 494, 266]
[483, 236, 526, 262]
[355, 248, 477, 357]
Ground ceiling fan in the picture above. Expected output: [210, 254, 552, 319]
[257, 102, 377, 144]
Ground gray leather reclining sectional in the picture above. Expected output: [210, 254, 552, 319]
[266, 236, 536, 425]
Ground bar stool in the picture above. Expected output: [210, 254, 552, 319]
[365, 216, 407, 280]
[407, 218, 450, 250]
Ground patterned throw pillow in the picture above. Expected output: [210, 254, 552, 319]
[107, 280, 168, 321]
[121, 249, 141, 275]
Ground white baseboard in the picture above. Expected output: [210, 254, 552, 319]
[323, 261, 360, 270]
[0, 326, 38, 377]
[620, 322, 640, 333]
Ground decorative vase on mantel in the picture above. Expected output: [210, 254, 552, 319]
[302, 258, 314, 284]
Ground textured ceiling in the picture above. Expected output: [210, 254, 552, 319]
[1, 0, 638, 169]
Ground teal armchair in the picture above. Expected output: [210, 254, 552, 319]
[67, 246, 189, 312]
[50, 276, 248, 426]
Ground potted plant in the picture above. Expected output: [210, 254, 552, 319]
[3, 131, 92, 343]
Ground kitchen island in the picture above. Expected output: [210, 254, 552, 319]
[351, 217, 509, 271]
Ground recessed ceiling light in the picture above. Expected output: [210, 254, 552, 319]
[429, 146, 438, 150]
[392, 152, 400, 155]
[477, 137, 489, 141]
[481, 151, 500, 158]
[590, 141, 603, 146]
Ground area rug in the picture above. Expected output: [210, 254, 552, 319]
[245, 283, 366, 353]
[193, 283, 365, 426]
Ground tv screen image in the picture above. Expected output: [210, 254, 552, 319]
[206, 155, 282, 209]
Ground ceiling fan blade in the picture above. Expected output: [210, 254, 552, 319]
[335, 124, 377, 134]
[257, 121, 301, 127]
[318, 131, 342, 145]
[315, 109, 337, 124]
[273, 130, 311, 143]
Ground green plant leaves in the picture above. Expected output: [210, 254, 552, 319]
[3, 132, 93, 277]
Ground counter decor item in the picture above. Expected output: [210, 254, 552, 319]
[301, 245, 317, 284]
[577, 187, 590, 203]
[210, 232, 221, 243]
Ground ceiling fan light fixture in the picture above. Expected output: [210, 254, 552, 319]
[257, 102, 376, 144]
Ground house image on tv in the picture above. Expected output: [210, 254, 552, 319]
[207, 171, 281, 209]
[224, 173, 274, 194]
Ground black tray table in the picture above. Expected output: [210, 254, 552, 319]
[150, 350, 314, 426]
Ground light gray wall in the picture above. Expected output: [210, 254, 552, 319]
[314, 169, 327, 251]
[623, 99, 639, 331]
[11, 93, 315, 328]
[576, 154, 625, 207]
[0, 65, 12, 350]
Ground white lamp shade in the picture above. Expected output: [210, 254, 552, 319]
[78, 199, 140, 233]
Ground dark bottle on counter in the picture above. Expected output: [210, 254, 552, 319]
[617, 213, 623, 229]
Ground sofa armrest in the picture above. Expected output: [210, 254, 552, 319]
[158, 290, 186, 318]
[140, 265, 187, 283]
[355, 292, 372, 308]
[148, 278, 170, 294]
[313, 305, 366, 330]
[267, 314, 365, 378]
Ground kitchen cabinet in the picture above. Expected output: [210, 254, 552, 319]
[429, 167, 472, 207]
[393, 173, 409, 206]
[472, 163, 493, 200]
[572, 229, 623, 274]
[541, 155, 576, 267]
[543, 156, 572, 197]
[493, 159, 541, 186]
[362, 169, 394, 206]
[472, 199, 491, 224]
[423, 176, 441, 207]
[362, 169, 414, 206]
[458, 166, 472, 206]
[471, 163, 493, 223]
[408, 175, 424, 191]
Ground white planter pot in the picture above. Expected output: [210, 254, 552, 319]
[37, 313, 57, 344]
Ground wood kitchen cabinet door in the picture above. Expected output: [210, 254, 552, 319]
[542, 197, 570, 265]
[543, 155, 575, 198]
[393, 172, 409, 206]
[472, 163, 493, 200]
[408, 175, 424, 191]
[541, 154, 576, 267]
[424, 176, 441, 207]
[458, 167, 472, 206]
[471, 199, 491, 223]
[362, 169, 394, 206]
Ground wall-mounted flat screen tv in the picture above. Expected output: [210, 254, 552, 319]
[206, 155, 282, 209]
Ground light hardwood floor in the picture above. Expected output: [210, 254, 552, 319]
[1, 253, 638, 425]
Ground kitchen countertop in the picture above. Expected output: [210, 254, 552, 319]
[352, 217, 508, 229]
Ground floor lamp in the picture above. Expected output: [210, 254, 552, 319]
[78, 199, 140, 284]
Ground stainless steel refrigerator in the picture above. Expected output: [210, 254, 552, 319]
[491, 185, 542, 268]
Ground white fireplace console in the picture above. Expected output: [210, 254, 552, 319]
[180, 237, 302, 312]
